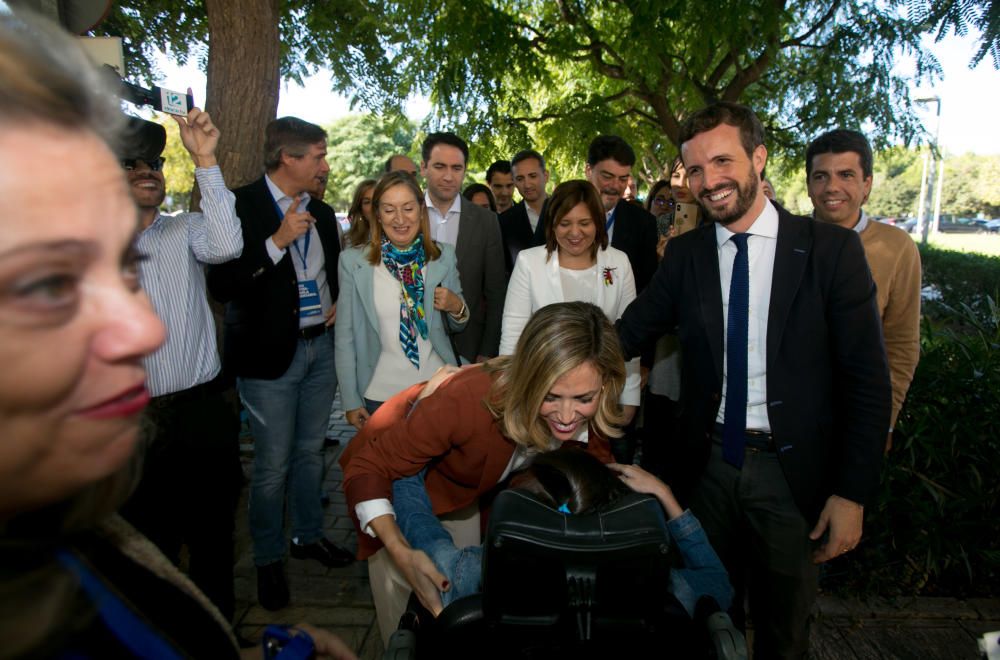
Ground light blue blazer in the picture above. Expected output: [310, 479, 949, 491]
[335, 242, 468, 411]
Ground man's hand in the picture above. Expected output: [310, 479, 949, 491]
[475, 355, 490, 364]
[346, 407, 370, 431]
[291, 623, 358, 660]
[621, 404, 637, 426]
[272, 197, 315, 250]
[172, 107, 220, 168]
[324, 302, 337, 327]
[809, 494, 864, 564]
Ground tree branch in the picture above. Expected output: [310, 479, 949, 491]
[781, 0, 842, 48]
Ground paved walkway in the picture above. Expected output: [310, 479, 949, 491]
[229, 395, 999, 659]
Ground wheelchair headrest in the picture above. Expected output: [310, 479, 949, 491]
[481, 489, 674, 630]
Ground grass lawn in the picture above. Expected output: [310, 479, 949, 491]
[910, 231, 1000, 257]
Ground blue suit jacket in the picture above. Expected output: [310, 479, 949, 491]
[335, 242, 468, 411]
[617, 203, 891, 520]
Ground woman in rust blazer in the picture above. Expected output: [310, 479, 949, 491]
[340, 301, 627, 643]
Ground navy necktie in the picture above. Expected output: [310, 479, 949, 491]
[722, 233, 750, 468]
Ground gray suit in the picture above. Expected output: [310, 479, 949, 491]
[452, 199, 507, 361]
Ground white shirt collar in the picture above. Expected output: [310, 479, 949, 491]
[425, 191, 462, 216]
[264, 173, 311, 207]
[714, 198, 780, 247]
[853, 209, 870, 234]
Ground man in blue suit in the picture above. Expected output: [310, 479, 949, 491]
[617, 103, 891, 659]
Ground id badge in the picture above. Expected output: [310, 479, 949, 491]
[297, 279, 323, 318]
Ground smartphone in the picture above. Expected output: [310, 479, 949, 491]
[673, 202, 700, 235]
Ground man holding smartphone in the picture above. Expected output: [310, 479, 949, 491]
[118, 109, 245, 620]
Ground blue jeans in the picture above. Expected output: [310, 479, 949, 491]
[393, 473, 732, 616]
[239, 334, 337, 566]
[393, 471, 482, 607]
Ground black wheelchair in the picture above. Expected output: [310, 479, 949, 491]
[383, 488, 748, 659]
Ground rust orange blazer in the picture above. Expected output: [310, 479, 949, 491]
[339, 365, 614, 560]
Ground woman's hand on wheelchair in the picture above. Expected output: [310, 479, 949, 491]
[392, 545, 450, 616]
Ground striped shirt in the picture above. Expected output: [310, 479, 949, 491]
[138, 166, 243, 397]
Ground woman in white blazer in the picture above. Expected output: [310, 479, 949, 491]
[500, 180, 641, 420]
[336, 172, 469, 430]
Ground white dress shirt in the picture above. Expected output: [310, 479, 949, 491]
[138, 166, 243, 397]
[426, 192, 462, 246]
[714, 200, 780, 431]
[263, 175, 332, 329]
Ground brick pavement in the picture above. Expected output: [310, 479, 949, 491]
[228, 394, 999, 659]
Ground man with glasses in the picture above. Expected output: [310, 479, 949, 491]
[585, 135, 658, 293]
[118, 110, 245, 620]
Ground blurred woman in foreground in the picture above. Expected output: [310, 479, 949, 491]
[0, 13, 353, 659]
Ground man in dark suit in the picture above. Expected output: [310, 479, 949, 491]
[585, 135, 658, 293]
[207, 117, 353, 612]
[486, 159, 515, 214]
[498, 149, 549, 276]
[617, 103, 891, 659]
[420, 132, 506, 363]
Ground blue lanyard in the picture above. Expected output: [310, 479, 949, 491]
[270, 193, 310, 272]
[606, 206, 618, 232]
[57, 549, 183, 659]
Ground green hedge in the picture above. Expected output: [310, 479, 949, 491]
[825, 248, 1000, 598]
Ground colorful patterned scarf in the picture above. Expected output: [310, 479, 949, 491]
[381, 236, 428, 368]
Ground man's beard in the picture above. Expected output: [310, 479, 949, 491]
[699, 166, 758, 226]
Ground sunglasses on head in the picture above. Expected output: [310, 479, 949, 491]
[121, 157, 166, 172]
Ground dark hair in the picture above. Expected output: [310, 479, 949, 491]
[486, 160, 512, 182]
[543, 180, 608, 259]
[586, 135, 635, 167]
[645, 179, 671, 213]
[805, 129, 874, 179]
[678, 102, 765, 159]
[509, 447, 630, 514]
[346, 178, 377, 247]
[421, 132, 469, 165]
[264, 117, 327, 171]
[463, 183, 497, 213]
[511, 149, 547, 172]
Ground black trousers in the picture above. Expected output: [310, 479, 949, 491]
[120, 378, 242, 621]
[689, 438, 819, 660]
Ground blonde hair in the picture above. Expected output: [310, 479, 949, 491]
[366, 171, 441, 264]
[485, 302, 626, 450]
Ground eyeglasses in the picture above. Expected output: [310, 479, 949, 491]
[651, 196, 674, 208]
[121, 157, 166, 172]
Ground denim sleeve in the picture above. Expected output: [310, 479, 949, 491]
[666, 510, 734, 617]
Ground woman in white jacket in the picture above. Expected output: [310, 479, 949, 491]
[501, 179, 641, 423]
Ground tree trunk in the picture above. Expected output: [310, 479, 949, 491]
[201, 0, 280, 197]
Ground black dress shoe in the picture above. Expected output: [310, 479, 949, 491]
[323, 436, 340, 448]
[289, 538, 355, 568]
[256, 561, 289, 611]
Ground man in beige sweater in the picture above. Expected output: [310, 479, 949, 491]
[806, 129, 922, 450]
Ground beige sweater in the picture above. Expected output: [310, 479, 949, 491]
[858, 220, 922, 428]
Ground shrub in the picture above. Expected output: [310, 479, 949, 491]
[825, 298, 1000, 597]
